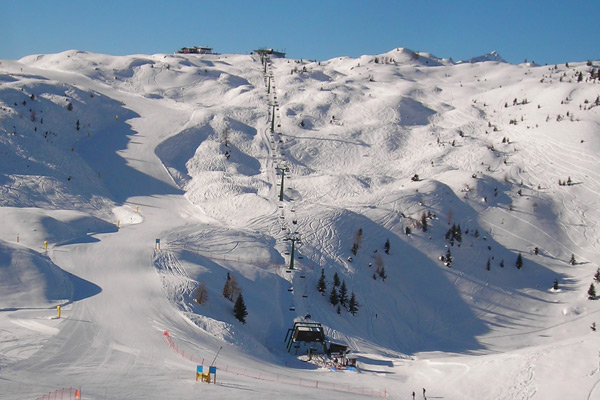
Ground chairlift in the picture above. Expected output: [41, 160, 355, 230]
[289, 304, 296, 311]
[288, 286, 294, 292]
[298, 255, 304, 259]
[284, 251, 290, 255]
[300, 273, 306, 278]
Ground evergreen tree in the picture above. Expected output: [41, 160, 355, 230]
[588, 283, 597, 300]
[569, 254, 576, 265]
[337, 305, 341, 314]
[195, 280, 209, 305]
[553, 279, 559, 291]
[351, 242, 358, 256]
[233, 293, 248, 323]
[594, 268, 600, 283]
[378, 265, 387, 281]
[486, 258, 491, 271]
[339, 280, 348, 307]
[405, 226, 411, 235]
[445, 248, 452, 267]
[499, 259, 505, 268]
[317, 268, 327, 295]
[329, 286, 339, 306]
[333, 272, 341, 287]
[348, 292, 359, 315]
[516, 253, 523, 270]
[421, 212, 428, 232]
[384, 238, 390, 254]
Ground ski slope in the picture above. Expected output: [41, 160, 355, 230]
[1, 48, 600, 399]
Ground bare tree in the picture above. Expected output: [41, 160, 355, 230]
[195, 280, 209, 305]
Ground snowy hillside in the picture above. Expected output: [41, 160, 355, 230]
[1, 47, 600, 399]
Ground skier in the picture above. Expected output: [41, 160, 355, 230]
[423, 388, 426, 398]
[412, 391, 415, 399]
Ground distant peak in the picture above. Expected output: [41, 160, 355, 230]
[460, 51, 508, 64]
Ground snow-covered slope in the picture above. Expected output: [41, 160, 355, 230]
[1, 48, 600, 399]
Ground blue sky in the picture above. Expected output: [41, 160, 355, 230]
[1, 1, 597, 64]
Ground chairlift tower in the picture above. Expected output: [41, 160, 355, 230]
[270, 104, 276, 133]
[276, 164, 289, 201]
[285, 232, 302, 270]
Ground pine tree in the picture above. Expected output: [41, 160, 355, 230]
[333, 272, 340, 287]
[594, 268, 600, 282]
[486, 258, 491, 271]
[421, 212, 428, 232]
[329, 286, 339, 306]
[569, 254, 576, 265]
[445, 248, 452, 267]
[195, 280, 209, 305]
[348, 292, 359, 315]
[339, 280, 348, 307]
[499, 259, 505, 268]
[588, 283, 597, 300]
[317, 268, 327, 295]
[516, 253, 523, 270]
[378, 265, 387, 281]
[384, 238, 390, 254]
[553, 279, 559, 291]
[233, 293, 248, 323]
